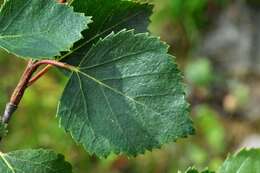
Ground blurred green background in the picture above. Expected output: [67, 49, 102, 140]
[1, 0, 260, 172]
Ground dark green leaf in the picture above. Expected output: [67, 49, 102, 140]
[0, 0, 91, 59]
[62, 0, 153, 66]
[219, 148, 260, 173]
[0, 149, 72, 173]
[57, 30, 194, 157]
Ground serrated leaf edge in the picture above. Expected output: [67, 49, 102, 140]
[57, 29, 195, 158]
[57, 1, 153, 62]
[0, 0, 92, 59]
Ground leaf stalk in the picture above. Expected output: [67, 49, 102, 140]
[2, 60, 76, 125]
[2, 60, 37, 123]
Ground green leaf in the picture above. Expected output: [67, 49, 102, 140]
[62, 0, 153, 66]
[183, 148, 260, 173]
[57, 30, 194, 157]
[219, 148, 260, 173]
[0, 149, 72, 173]
[0, 0, 91, 59]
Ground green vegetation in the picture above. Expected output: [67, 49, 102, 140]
[0, 0, 260, 172]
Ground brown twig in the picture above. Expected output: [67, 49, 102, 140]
[28, 65, 53, 87]
[2, 60, 76, 124]
[1, 0, 70, 135]
[9, 61, 38, 107]
[2, 60, 38, 123]
[33, 60, 76, 70]
[28, 60, 76, 86]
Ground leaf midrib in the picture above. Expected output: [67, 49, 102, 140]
[0, 152, 15, 173]
[75, 70, 163, 118]
[0, 30, 49, 39]
[0, 153, 68, 173]
[79, 48, 158, 70]
[75, 72, 96, 141]
[99, 84, 131, 148]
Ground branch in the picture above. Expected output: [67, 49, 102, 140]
[2, 60, 38, 123]
[33, 60, 77, 70]
[2, 60, 76, 124]
[28, 60, 78, 86]
[1, 0, 70, 131]
[28, 65, 52, 87]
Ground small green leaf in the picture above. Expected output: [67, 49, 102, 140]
[0, 0, 91, 59]
[0, 149, 72, 173]
[219, 148, 260, 173]
[57, 30, 194, 157]
[184, 148, 260, 173]
[63, 0, 153, 66]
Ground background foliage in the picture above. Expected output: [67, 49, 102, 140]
[1, 0, 260, 172]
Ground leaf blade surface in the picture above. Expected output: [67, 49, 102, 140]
[62, 0, 152, 65]
[0, 0, 91, 59]
[0, 149, 72, 173]
[58, 30, 194, 157]
[219, 148, 260, 173]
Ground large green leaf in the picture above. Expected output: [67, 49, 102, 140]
[219, 148, 260, 173]
[57, 30, 194, 157]
[0, 0, 91, 59]
[0, 149, 72, 173]
[62, 0, 153, 65]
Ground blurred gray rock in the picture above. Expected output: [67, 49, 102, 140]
[200, 0, 260, 120]
[201, 0, 260, 77]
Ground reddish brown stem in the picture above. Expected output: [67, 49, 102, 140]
[28, 65, 53, 87]
[2, 60, 76, 124]
[10, 60, 74, 106]
[1, 0, 69, 130]
[28, 60, 76, 86]
[2, 60, 38, 123]
[10, 61, 38, 106]
[33, 60, 76, 70]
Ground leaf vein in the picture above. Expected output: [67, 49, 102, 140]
[99, 71, 173, 82]
[80, 48, 158, 70]
[0, 152, 15, 173]
[77, 71, 163, 118]
[76, 73, 96, 141]
[99, 84, 131, 151]
[1, 0, 32, 33]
